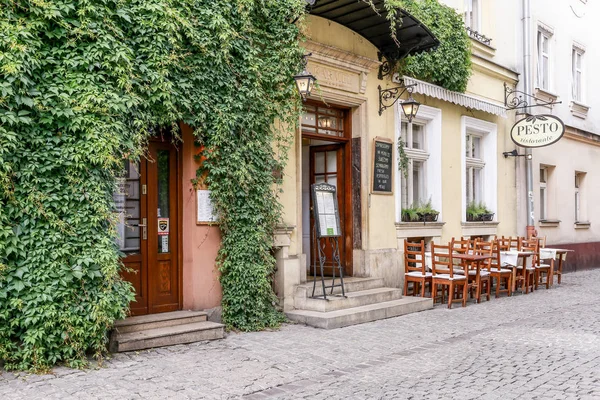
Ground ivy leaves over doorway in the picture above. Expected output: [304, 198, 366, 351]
[0, 0, 306, 371]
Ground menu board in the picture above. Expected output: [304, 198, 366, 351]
[196, 189, 218, 224]
[371, 137, 394, 194]
[312, 183, 341, 238]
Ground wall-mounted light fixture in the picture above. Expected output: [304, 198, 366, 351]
[294, 53, 316, 101]
[503, 149, 532, 160]
[378, 81, 420, 121]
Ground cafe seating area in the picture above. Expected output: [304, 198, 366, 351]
[403, 236, 573, 308]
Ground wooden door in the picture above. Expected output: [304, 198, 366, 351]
[310, 144, 348, 276]
[119, 140, 180, 315]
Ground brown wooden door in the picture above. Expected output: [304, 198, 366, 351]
[120, 140, 180, 315]
[310, 144, 347, 276]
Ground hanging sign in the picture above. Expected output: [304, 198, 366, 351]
[510, 114, 565, 148]
[311, 183, 341, 238]
[371, 137, 394, 194]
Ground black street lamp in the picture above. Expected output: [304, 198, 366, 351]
[400, 95, 420, 123]
[294, 53, 316, 101]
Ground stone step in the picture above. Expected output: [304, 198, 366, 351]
[296, 277, 386, 298]
[113, 310, 208, 334]
[286, 297, 433, 329]
[110, 321, 224, 353]
[295, 287, 403, 312]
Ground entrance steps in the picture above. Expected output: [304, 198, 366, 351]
[286, 277, 432, 329]
[109, 310, 224, 352]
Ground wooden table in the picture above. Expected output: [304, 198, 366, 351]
[543, 248, 574, 285]
[452, 253, 491, 303]
[500, 251, 535, 293]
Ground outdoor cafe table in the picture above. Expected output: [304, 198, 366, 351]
[500, 250, 535, 293]
[540, 248, 574, 285]
[452, 253, 491, 303]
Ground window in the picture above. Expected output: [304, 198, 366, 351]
[572, 47, 584, 102]
[400, 121, 428, 209]
[464, 0, 480, 31]
[465, 132, 485, 205]
[537, 30, 551, 90]
[461, 117, 497, 223]
[539, 167, 548, 220]
[575, 172, 583, 222]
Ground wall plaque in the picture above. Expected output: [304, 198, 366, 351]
[196, 189, 218, 225]
[510, 114, 565, 148]
[311, 183, 341, 238]
[371, 137, 394, 194]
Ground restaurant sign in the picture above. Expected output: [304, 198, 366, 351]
[510, 114, 565, 148]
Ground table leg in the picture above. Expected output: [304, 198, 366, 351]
[511, 268, 517, 293]
[476, 263, 481, 304]
[557, 255, 564, 284]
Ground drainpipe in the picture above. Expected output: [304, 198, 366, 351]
[523, 0, 535, 238]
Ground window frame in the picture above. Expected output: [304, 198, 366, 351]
[536, 29, 552, 91]
[539, 166, 548, 221]
[464, 0, 481, 31]
[572, 47, 584, 102]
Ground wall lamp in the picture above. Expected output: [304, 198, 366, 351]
[378, 82, 420, 121]
[503, 149, 532, 160]
[294, 53, 317, 101]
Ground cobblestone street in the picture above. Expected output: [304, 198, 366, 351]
[2, 269, 600, 400]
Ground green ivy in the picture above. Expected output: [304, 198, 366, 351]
[388, 0, 472, 93]
[0, 0, 306, 371]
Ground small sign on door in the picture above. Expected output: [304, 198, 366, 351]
[158, 218, 169, 236]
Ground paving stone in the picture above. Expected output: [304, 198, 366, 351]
[1, 270, 600, 399]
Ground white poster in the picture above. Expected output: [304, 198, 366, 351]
[197, 190, 218, 223]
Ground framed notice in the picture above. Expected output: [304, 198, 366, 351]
[196, 189, 218, 225]
[311, 183, 341, 238]
[371, 137, 394, 194]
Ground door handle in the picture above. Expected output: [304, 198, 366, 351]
[138, 218, 147, 240]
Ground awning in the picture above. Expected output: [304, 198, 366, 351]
[307, 0, 439, 63]
[403, 76, 508, 117]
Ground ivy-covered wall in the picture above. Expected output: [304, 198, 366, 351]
[0, 0, 306, 371]
[387, 0, 472, 93]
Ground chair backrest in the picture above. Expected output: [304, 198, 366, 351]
[431, 242, 454, 277]
[404, 240, 426, 274]
[532, 235, 547, 248]
[521, 238, 541, 265]
[490, 241, 503, 271]
[508, 236, 522, 251]
[473, 240, 494, 271]
[451, 238, 471, 255]
[497, 237, 511, 251]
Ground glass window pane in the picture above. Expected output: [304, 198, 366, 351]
[327, 174, 337, 188]
[315, 175, 326, 184]
[326, 151, 337, 173]
[115, 160, 141, 254]
[472, 137, 481, 159]
[412, 124, 424, 150]
[413, 161, 422, 204]
[474, 168, 483, 204]
[315, 152, 325, 174]
[157, 150, 170, 254]
[401, 122, 408, 146]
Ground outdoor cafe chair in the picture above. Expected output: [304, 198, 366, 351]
[522, 238, 552, 290]
[403, 240, 432, 298]
[490, 241, 513, 298]
[431, 242, 468, 308]
[470, 240, 493, 302]
[517, 241, 537, 293]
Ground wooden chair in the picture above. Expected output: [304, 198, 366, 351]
[508, 236, 522, 251]
[451, 238, 472, 255]
[497, 237, 511, 251]
[523, 238, 553, 290]
[533, 235, 547, 249]
[403, 240, 432, 297]
[470, 240, 493, 302]
[431, 242, 468, 308]
[489, 241, 513, 298]
[518, 240, 537, 293]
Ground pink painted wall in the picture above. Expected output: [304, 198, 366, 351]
[181, 124, 222, 310]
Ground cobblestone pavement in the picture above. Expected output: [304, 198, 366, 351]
[2, 269, 600, 400]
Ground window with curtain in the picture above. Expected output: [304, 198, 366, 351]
[465, 132, 484, 206]
[400, 121, 429, 209]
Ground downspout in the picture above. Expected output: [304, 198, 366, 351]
[523, 0, 535, 238]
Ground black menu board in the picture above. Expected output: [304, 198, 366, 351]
[371, 137, 394, 194]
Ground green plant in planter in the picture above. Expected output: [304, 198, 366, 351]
[402, 199, 439, 222]
[466, 202, 494, 221]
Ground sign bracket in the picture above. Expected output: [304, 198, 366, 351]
[504, 82, 562, 110]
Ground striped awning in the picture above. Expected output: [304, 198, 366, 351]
[402, 76, 507, 118]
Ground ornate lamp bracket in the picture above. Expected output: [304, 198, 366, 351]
[504, 82, 562, 110]
[377, 52, 397, 81]
[378, 81, 417, 116]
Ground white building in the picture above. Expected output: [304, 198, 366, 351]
[514, 0, 600, 270]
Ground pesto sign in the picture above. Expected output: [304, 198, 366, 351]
[372, 137, 394, 194]
[510, 114, 565, 148]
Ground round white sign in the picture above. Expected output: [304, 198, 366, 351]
[510, 114, 565, 148]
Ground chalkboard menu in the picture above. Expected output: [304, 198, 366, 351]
[311, 183, 341, 238]
[371, 137, 394, 194]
